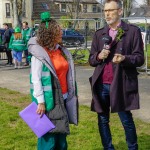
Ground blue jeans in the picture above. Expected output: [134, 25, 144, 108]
[97, 84, 138, 150]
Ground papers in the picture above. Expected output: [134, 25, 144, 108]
[19, 102, 55, 138]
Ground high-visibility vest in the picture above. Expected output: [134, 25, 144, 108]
[30, 63, 54, 111]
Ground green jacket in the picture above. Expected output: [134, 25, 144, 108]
[22, 28, 32, 50]
[30, 64, 54, 111]
[9, 34, 26, 51]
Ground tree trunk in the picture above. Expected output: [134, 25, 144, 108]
[13, 0, 19, 27]
[123, 0, 132, 18]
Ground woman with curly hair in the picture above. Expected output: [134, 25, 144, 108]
[28, 12, 78, 150]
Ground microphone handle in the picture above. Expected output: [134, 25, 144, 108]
[103, 44, 110, 62]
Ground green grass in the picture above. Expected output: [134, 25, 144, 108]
[69, 44, 150, 67]
[70, 48, 90, 65]
[0, 87, 150, 150]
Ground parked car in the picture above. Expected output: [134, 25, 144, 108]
[62, 29, 85, 46]
[32, 24, 85, 46]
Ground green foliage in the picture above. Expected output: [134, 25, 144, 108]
[60, 16, 72, 28]
[0, 88, 150, 150]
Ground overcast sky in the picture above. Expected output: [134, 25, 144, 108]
[96, 0, 146, 7]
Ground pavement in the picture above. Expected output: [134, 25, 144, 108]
[0, 60, 150, 123]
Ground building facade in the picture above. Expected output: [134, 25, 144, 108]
[0, 0, 33, 28]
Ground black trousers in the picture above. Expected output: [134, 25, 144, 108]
[4, 43, 12, 64]
[6, 50, 12, 64]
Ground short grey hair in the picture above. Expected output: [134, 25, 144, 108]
[104, 0, 122, 9]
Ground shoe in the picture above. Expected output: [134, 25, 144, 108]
[18, 66, 23, 69]
[6, 63, 13, 66]
[23, 63, 29, 66]
[9, 63, 13, 66]
[5, 62, 9, 66]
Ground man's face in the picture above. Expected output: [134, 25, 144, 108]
[22, 23, 28, 29]
[3, 25, 8, 30]
[104, 1, 122, 26]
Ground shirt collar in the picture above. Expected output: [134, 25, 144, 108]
[109, 21, 121, 31]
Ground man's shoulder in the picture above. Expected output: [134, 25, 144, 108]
[95, 27, 105, 33]
[126, 23, 139, 30]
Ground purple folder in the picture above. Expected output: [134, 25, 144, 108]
[19, 102, 55, 138]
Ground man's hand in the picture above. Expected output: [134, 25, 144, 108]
[112, 54, 125, 64]
[36, 103, 45, 118]
[97, 49, 110, 60]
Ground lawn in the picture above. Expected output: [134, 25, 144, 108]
[0, 87, 150, 150]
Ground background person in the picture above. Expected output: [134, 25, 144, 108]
[2, 23, 13, 65]
[9, 27, 26, 69]
[89, 0, 144, 149]
[28, 12, 78, 150]
[22, 21, 32, 66]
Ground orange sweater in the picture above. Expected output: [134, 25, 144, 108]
[45, 48, 69, 94]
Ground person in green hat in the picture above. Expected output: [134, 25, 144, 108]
[22, 21, 33, 66]
[28, 11, 78, 150]
[9, 27, 26, 69]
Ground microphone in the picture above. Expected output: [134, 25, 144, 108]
[102, 35, 112, 61]
[102, 35, 112, 50]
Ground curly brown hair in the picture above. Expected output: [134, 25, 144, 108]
[37, 19, 62, 49]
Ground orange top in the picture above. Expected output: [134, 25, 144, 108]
[45, 48, 69, 94]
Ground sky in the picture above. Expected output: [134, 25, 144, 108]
[96, 0, 146, 7]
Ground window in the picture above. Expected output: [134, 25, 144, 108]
[5, 3, 10, 18]
[97, 6, 101, 13]
[93, 4, 97, 13]
[61, 4, 66, 12]
[83, 4, 87, 13]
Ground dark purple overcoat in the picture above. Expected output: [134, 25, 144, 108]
[89, 21, 144, 113]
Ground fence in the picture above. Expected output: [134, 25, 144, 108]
[1, 17, 150, 72]
[56, 17, 150, 73]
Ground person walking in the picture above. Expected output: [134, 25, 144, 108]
[89, 0, 144, 150]
[28, 12, 78, 150]
[2, 23, 13, 65]
[9, 27, 26, 69]
[22, 21, 32, 66]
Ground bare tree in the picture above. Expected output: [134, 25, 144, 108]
[63, 0, 82, 28]
[10, 0, 25, 27]
[146, 0, 150, 5]
[123, 0, 132, 17]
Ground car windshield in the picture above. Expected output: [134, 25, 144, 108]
[66, 30, 78, 35]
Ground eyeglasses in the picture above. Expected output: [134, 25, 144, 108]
[103, 8, 120, 13]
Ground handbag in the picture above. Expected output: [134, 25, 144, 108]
[66, 95, 79, 125]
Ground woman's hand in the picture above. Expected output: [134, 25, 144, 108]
[36, 103, 45, 117]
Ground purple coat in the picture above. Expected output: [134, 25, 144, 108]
[89, 21, 144, 113]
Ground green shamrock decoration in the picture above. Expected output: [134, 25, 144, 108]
[116, 27, 125, 42]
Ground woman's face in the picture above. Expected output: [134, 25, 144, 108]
[55, 26, 63, 44]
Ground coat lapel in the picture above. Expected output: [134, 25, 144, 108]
[102, 21, 129, 48]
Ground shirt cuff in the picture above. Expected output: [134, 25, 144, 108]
[36, 95, 45, 103]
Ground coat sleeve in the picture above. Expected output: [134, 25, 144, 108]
[89, 32, 102, 67]
[121, 28, 144, 67]
[31, 56, 45, 103]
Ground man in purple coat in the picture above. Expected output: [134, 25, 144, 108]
[89, 0, 144, 149]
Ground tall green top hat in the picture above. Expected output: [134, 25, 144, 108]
[40, 12, 51, 28]
[14, 27, 21, 33]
